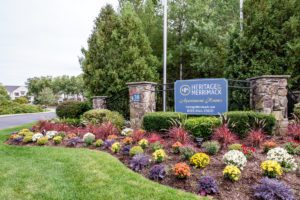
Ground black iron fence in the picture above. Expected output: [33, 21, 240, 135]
[106, 88, 130, 119]
[287, 87, 298, 118]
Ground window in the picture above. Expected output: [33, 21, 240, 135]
[14, 92, 19, 97]
[20, 91, 26, 96]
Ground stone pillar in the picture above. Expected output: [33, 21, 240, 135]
[126, 82, 157, 129]
[92, 96, 108, 109]
[248, 75, 290, 135]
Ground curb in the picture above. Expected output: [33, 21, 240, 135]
[0, 111, 55, 118]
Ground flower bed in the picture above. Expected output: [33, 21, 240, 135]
[6, 120, 300, 200]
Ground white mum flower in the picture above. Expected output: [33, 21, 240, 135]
[46, 131, 58, 139]
[121, 128, 133, 136]
[223, 150, 247, 170]
[32, 133, 44, 142]
[267, 147, 298, 171]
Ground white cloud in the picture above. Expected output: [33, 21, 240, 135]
[0, 0, 118, 85]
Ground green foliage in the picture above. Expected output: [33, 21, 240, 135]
[226, 0, 300, 89]
[80, 4, 158, 97]
[129, 145, 144, 156]
[179, 146, 195, 161]
[82, 109, 124, 128]
[111, 142, 121, 153]
[0, 84, 10, 101]
[37, 137, 48, 145]
[13, 97, 29, 104]
[37, 87, 56, 105]
[83, 133, 96, 145]
[293, 103, 300, 118]
[56, 101, 91, 119]
[53, 136, 63, 144]
[283, 142, 300, 155]
[202, 141, 220, 155]
[225, 111, 276, 138]
[142, 112, 187, 132]
[0, 100, 42, 115]
[95, 139, 104, 147]
[184, 117, 221, 138]
[58, 118, 82, 126]
[23, 135, 33, 143]
[150, 141, 164, 152]
[228, 143, 243, 151]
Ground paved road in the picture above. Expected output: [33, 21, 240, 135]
[0, 112, 56, 130]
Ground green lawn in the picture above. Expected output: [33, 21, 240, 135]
[0, 124, 201, 200]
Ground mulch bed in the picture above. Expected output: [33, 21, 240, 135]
[6, 135, 300, 200]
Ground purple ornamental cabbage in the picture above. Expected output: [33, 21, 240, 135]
[253, 178, 294, 200]
[198, 176, 218, 196]
[66, 137, 81, 147]
[103, 139, 115, 149]
[121, 145, 131, 155]
[12, 136, 24, 143]
[130, 154, 150, 172]
[149, 165, 166, 180]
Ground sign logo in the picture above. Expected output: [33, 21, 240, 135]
[175, 79, 228, 115]
[180, 85, 190, 96]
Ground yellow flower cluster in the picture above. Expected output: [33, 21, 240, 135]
[190, 153, 210, 168]
[153, 149, 167, 163]
[138, 139, 149, 149]
[223, 165, 241, 181]
[111, 142, 121, 153]
[261, 160, 283, 178]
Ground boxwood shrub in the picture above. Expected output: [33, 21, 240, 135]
[184, 117, 221, 138]
[293, 103, 300, 118]
[225, 111, 276, 138]
[142, 112, 187, 132]
[82, 109, 124, 128]
[56, 101, 91, 119]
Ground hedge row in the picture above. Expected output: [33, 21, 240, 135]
[0, 100, 43, 115]
[56, 101, 91, 119]
[143, 111, 276, 138]
[142, 112, 187, 132]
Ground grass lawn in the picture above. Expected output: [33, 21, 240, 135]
[0, 124, 202, 200]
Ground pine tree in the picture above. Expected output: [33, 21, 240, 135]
[81, 4, 159, 96]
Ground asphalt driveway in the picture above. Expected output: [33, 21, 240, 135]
[0, 112, 56, 130]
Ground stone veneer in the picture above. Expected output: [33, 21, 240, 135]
[127, 82, 157, 129]
[248, 75, 290, 135]
[92, 96, 108, 109]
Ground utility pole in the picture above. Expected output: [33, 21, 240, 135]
[240, 0, 244, 31]
[163, 0, 168, 111]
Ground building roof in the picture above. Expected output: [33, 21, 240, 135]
[4, 86, 22, 93]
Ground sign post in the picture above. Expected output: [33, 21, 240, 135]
[175, 79, 228, 115]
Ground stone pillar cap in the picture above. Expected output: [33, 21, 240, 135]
[126, 81, 158, 86]
[247, 75, 290, 81]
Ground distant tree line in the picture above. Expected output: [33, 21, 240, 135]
[81, 0, 300, 98]
[26, 75, 85, 105]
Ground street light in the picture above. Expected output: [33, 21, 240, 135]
[163, 0, 168, 112]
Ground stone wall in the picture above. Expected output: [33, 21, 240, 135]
[92, 96, 107, 109]
[248, 75, 290, 134]
[127, 82, 157, 129]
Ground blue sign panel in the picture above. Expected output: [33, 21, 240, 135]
[175, 79, 228, 115]
[131, 93, 141, 102]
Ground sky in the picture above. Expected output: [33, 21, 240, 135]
[0, 0, 118, 85]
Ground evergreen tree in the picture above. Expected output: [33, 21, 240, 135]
[81, 4, 159, 96]
[226, 0, 300, 88]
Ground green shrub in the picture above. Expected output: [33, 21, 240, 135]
[142, 112, 187, 132]
[13, 97, 29, 104]
[23, 135, 33, 143]
[56, 101, 91, 119]
[179, 146, 195, 160]
[129, 146, 144, 156]
[83, 133, 95, 145]
[59, 118, 82, 126]
[202, 141, 220, 155]
[0, 99, 42, 115]
[37, 137, 48, 145]
[53, 136, 63, 144]
[95, 139, 104, 147]
[57, 132, 66, 139]
[225, 111, 276, 138]
[184, 117, 221, 138]
[228, 143, 243, 151]
[150, 141, 164, 152]
[294, 103, 300, 118]
[82, 109, 124, 128]
[283, 142, 300, 155]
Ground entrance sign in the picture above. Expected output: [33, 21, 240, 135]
[175, 79, 228, 115]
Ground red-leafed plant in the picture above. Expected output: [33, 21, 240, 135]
[247, 129, 265, 147]
[148, 133, 164, 144]
[212, 124, 236, 147]
[287, 124, 300, 141]
[88, 122, 119, 140]
[132, 129, 146, 142]
[241, 144, 256, 159]
[168, 126, 189, 144]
